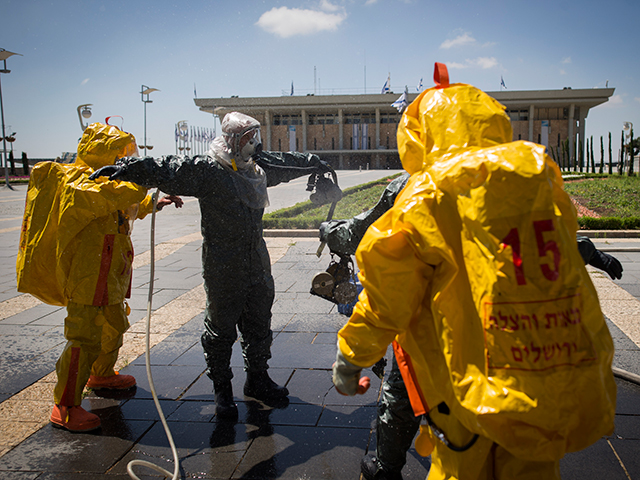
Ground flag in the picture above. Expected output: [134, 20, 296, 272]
[194, 83, 197, 98]
[291, 81, 294, 96]
[417, 77, 423, 92]
[381, 75, 390, 94]
[391, 87, 408, 113]
[500, 76, 507, 89]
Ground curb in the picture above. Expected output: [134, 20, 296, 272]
[577, 230, 640, 239]
[263, 229, 640, 239]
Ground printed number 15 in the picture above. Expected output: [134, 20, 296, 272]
[501, 219, 560, 285]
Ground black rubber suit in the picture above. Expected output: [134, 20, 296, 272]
[321, 172, 623, 480]
[106, 150, 329, 397]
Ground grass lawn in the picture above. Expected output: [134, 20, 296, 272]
[563, 175, 640, 218]
[265, 172, 640, 230]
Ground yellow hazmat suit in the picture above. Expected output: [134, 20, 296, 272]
[336, 65, 616, 479]
[17, 123, 153, 407]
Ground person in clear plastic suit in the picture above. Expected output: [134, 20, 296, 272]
[91, 112, 334, 419]
[331, 64, 616, 480]
[16, 123, 182, 432]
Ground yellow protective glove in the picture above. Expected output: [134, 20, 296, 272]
[332, 348, 371, 396]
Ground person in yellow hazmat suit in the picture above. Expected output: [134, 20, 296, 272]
[332, 63, 617, 480]
[16, 123, 182, 432]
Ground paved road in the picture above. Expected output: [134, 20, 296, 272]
[0, 171, 639, 479]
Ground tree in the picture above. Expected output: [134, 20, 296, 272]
[629, 128, 635, 176]
[608, 132, 613, 175]
[21, 152, 29, 176]
[579, 139, 584, 173]
[590, 136, 595, 173]
[599, 136, 604, 174]
[620, 130, 625, 175]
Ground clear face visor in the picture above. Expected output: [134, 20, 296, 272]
[116, 139, 139, 160]
[237, 127, 262, 160]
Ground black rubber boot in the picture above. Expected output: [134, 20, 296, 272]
[214, 381, 238, 419]
[361, 454, 403, 480]
[243, 371, 289, 401]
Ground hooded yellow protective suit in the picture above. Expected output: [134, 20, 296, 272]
[16, 123, 153, 406]
[337, 69, 616, 479]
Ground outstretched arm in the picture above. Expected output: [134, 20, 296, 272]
[320, 173, 410, 256]
[90, 155, 222, 197]
[255, 151, 333, 187]
[577, 236, 623, 280]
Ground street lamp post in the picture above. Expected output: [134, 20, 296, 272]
[0, 48, 22, 190]
[77, 104, 93, 132]
[141, 85, 159, 156]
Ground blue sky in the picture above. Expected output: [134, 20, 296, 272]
[2, 0, 639, 159]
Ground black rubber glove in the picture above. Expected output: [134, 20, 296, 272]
[319, 221, 330, 241]
[589, 250, 623, 280]
[89, 165, 125, 181]
[316, 160, 333, 175]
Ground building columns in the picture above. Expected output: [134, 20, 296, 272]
[338, 109, 344, 169]
[375, 108, 381, 149]
[568, 104, 575, 164]
[578, 107, 587, 168]
[301, 110, 307, 152]
[265, 110, 271, 151]
[528, 105, 535, 142]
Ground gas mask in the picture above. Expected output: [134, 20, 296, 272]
[237, 127, 262, 162]
[310, 253, 358, 305]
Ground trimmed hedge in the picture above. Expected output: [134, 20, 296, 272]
[578, 216, 640, 230]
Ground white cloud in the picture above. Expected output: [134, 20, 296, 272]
[601, 95, 624, 108]
[256, 6, 346, 38]
[446, 57, 498, 70]
[635, 97, 640, 104]
[320, 0, 341, 12]
[440, 33, 476, 49]
[472, 57, 498, 69]
[364, 0, 378, 4]
[560, 69, 566, 75]
[562, 57, 572, 64]
[81, 78, 89, 86]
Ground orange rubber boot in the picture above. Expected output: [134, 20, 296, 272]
[86, 371, 136, 390]
[50, 405, 101, 432]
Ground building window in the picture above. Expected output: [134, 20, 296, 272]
[273, 114, 302, 125]
[507, 109, 529, 122]
[558, 134, 561, 147]
[332, 137, 335, 149]
[314, 138, 317, 150]
[278, 139, 281, 150]
[380, 113, 401, 124]
[308, 114, 337, 125]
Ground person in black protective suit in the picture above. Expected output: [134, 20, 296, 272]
[320, 173, 624, 480]
[91, 112, 335, 419]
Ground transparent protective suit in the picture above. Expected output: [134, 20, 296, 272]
[336, 70, 616, 477]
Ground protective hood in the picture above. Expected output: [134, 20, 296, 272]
[76, 122, 137, 171]
[208, 135, 269, 210]
[397, 63, 512, 175]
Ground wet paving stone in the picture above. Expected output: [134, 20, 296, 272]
[0, 419, 153, 474]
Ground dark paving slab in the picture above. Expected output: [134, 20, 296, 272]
[2, 206, 640, 479]
[0, 418, 153, 474]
